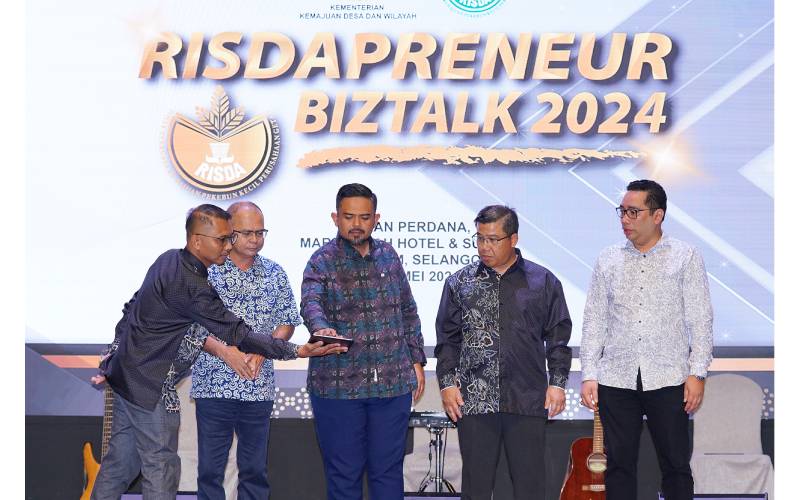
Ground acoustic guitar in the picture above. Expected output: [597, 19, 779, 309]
[559, 410, 607, 500]
[80, 386, 113, 500]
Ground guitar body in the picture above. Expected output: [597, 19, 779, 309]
[80, 442, 101, 500]
[559, 437, 607, 500]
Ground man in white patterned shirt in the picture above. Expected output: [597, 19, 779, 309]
[580, 179, 713, 500]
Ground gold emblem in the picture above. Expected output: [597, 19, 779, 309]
[165, 86, 279, 197]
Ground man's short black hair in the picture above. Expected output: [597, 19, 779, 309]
[474, 205, 519, 236]
[185, 204, 231, 239]
[627, 179, 667, 218]
[336, 183, 377, 211]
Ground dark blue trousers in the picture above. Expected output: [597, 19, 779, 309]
[195, 398, 274, 500]
[310, 392, 412, 500]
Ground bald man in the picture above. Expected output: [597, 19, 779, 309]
[191, 202, 300, 500]
[91, 204, 345, 500]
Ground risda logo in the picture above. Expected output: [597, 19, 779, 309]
[444, 0, 505, 16]
[165, 86, 279, 198]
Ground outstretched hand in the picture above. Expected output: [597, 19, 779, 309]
[297, 341, 348, 358]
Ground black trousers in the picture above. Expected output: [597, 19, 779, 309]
[457, 412, 546, 500]
[599, 373, 693, 500]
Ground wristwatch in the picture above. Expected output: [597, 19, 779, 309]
[693, 375, 706, 381]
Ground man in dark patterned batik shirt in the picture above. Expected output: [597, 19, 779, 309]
[301, 183, 426, 500]
[435, 205, 572, 500]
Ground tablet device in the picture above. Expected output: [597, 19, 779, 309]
[309, 334, 354, 349]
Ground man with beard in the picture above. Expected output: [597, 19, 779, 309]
[300, 183, 426, 500]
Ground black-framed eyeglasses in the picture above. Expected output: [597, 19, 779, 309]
[195, 233, 238, 245]
[234, 229, 268, 239]
[472, 233, 512, 245]
[615, 206, 655, 220]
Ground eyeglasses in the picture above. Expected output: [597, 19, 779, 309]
[195, 233, 238, 245]
[234, 229, 268, 239]
[615, 206, 655, 220]
[472, 233, 512, 246]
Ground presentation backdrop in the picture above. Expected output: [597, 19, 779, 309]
[26, 0, 773, 350]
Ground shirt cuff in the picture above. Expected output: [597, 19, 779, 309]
[410, 347, 427, 366]
[439, 372, 457, 390]
[306, 318, 332, 334]
[549, 372, 568, 389]
[581, 365, 598, 382]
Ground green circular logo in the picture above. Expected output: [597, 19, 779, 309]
[445, 0, 505, 14]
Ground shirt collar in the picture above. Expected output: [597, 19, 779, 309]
[336, 234, 375, 260]
[476, 248, 524, 277]
[232, 254, 260, 271]
[180, 248, 209, 278]
[212, 254, 265, 277]
[623, 232, 671, 254]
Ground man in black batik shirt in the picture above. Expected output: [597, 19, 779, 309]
[435, 205, 572, 500]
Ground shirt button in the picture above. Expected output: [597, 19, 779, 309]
[638, 320, 642, 323]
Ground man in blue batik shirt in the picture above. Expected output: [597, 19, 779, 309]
[191, 201, 302, 500]
[301, 183, 426, 500]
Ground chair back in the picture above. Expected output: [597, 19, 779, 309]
[692, 373, 764, 454]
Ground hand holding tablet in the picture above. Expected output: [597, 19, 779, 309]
[310, 328, 354, 349]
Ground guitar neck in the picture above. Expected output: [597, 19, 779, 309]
[101, 386, 114, 459]
[592, 410, 604, 453]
